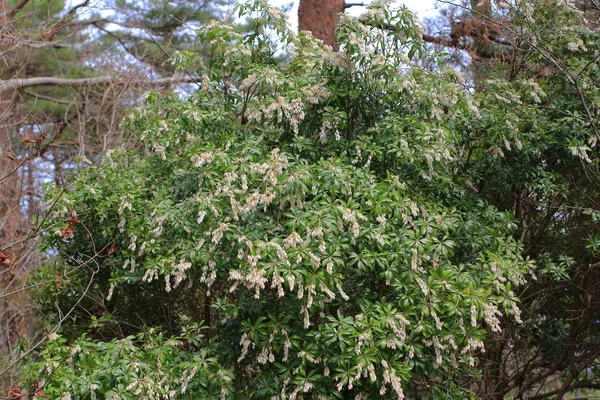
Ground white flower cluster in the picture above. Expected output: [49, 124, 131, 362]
[228, 264, 267, 299]
[571, 145, 592, 163]
[461, 338, 486, 367]
[505, 119, 524, 150]
[338, 205, 361, 240]
[256, 328, 277, 364]
[180, 366, 198, 394]
[191, 151, 213, 167]
[149, 212, 167, 244]
[164, 260, 192, 291]
[354, 361, 378, 387]
[324, 49, 350, 69]
[422, 334, 459, 368]
[318, 116, 341, 143]
[336, 282, 350, 301]
[283, 231, 303, 249]
[510, 300, 523, 324]
[567, 37, 587, 52]
[380, 359, 405, 399]
[117, 195, 133, 232]
[342, 16, 373, 59]
[222, 43, 252, 69]
[237, 332, 253, 362]
[482, 303, 503, 332]
[471, 304, 478, 327]
[526, 79, 547, 103]
[390, 314, 410, 343]
[123, 258, 135, 274]
[264, 97, 306, 135]
[154, 145, 167, 160]
[199, 260, 217, 295]
[300, 82, 329, 105]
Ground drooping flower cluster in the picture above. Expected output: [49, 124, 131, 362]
[31, 1, 533, 398]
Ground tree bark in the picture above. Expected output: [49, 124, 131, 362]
[298, 0, 345, 50]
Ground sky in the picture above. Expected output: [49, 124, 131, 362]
[267, 0, 439, 30]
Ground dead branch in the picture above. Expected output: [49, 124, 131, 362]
[0, 74, 203, 95]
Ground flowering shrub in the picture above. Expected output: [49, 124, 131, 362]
[27, 1, 533, 398]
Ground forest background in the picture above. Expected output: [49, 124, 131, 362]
[0, 0, 599, 398]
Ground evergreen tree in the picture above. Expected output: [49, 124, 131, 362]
[24, 2, 531, 398]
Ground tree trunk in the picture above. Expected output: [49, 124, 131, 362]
[298, 0, 345, 50]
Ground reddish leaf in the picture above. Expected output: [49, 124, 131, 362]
[0, 250, 11, 268]
[107, 243, 117, 255]
[35, 132, 48, 146]
[32, 382, 49, 398]
[22, 135, 35, 143]
[67, 216, 82, 225]
[61, 225, 75, 239]
[9, 386, 23, 400]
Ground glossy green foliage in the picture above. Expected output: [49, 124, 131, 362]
[449, 0, 600, 395]
[27, 1, 532, 398]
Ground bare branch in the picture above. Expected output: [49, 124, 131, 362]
[345, 2, 365, 8]
[360, 18, 514, 59]
[0, 74, 203, 95]
[51, 0, 91, 31]
[26, 42, 70, 49]
[66, 17, 143, 30]
[7, 0, 31, 19]
[23, 89, 74, 105]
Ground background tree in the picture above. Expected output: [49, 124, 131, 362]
[298, 0, 345, 49]
[0, 0, 234, 393]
